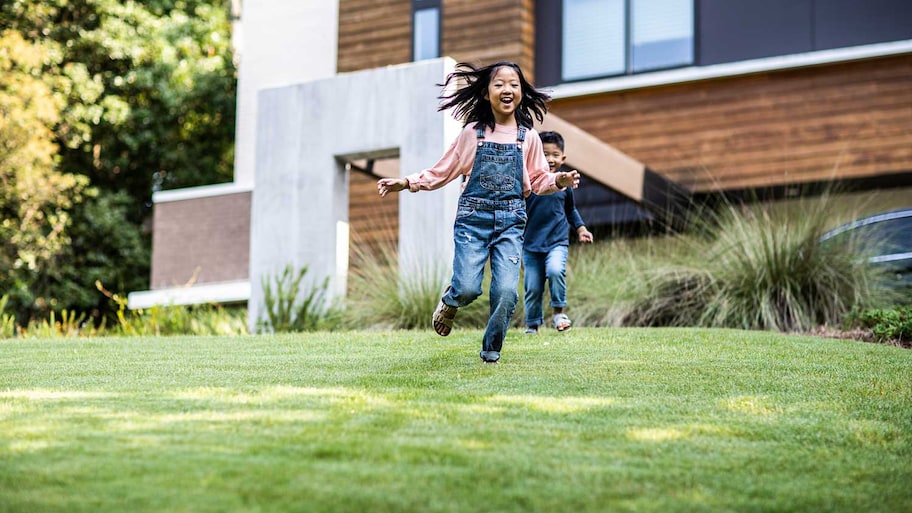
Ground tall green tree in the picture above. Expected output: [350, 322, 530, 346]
[0, 0, 237, 322]
[5, 0, 237, 218]
[0, 29, 91, 321]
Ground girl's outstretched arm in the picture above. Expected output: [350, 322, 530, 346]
[378, 177, 408, 197]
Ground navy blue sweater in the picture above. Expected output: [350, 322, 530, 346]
[523, 187, 586, 252]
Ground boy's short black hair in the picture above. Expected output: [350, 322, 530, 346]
[539, 131, 564, 152]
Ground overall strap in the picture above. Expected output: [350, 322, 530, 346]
[517, 126, 527, 143]
[475, 127, 486, 140]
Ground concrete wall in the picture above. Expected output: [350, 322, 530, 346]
[233, 0, 339, 187]
[249, 58, 462, 332]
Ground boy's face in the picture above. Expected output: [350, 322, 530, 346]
[542, 142, 566, 172]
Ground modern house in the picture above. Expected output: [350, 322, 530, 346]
[128, 0, 912, 330]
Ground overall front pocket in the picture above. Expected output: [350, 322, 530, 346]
[455, 206, 476, 219]
[479, 173, 515, 192]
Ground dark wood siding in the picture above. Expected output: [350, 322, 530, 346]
[337, 0, 412, 73]
[441, 0, 535, 76]
[338, 0, 536, 78]
[549, 54, 912, 192]
[348, 168, 398, 268]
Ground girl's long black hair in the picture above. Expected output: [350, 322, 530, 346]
[437, 61, 550, 131]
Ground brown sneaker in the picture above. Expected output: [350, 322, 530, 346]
[432, 299, 457, 336]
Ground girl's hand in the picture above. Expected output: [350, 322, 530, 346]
[557, 170, 580, 189]
[378, 178, 407, 197]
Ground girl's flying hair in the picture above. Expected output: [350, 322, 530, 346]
[438, 61, 550, 131]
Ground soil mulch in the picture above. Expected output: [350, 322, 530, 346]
[805, 325, 911, 350]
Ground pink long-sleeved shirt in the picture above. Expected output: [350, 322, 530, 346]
[404, 122, 562, 197]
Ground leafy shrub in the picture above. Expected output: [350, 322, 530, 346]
[21, 310, 93, 338]
[847, 306, 912, 345]
[122, 304, 248, 337]
[48, 191, 150, 324]
[94, 281, 247, 337]
[1, 289, 248, 338]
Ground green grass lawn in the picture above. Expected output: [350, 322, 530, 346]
[1, 328, 910, 513]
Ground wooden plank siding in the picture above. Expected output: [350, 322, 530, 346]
[549, 54, 912, 193]
[337, 0, 412, 72]
[338, 0, 536, 77]
[441, 0, 535, 75]
[348, 167, 398, 269]
[337, 0, 409, 267]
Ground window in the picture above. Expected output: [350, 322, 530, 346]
[631, 0, 694, 72]
[563, 0, 626, 80]
[412, 0, 441, 61]
[555, 0, 694, 82]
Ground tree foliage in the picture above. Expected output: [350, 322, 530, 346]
[5, 0, 237, 214]
[0, 0, 237, 323]
[0, 29, 91, 321]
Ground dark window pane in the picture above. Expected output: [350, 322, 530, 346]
[871, 217, 912, 254]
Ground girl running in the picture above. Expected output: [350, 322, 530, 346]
[378, 61, 579, 363]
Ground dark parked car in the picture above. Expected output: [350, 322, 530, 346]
[820, 208, 912, 289]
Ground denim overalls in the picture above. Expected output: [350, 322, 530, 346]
[441, 126, 528, 354]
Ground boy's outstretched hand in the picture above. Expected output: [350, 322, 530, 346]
[557, 170, 580, 189]
[577, 226, 594, 244]
[377, 177, 407, 197]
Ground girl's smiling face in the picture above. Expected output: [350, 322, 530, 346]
[485, 66, 521, 125]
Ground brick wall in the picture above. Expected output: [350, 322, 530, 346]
[150, 192, 251, 289]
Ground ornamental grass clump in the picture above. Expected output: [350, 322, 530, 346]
[701, 203, 877, 331]
[346, 233, 492, 330]
[346, 237, 449, 330]
[566, 235, 698, 327]
[0, 295, 17, 338]
[624, 198, 882, 332]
